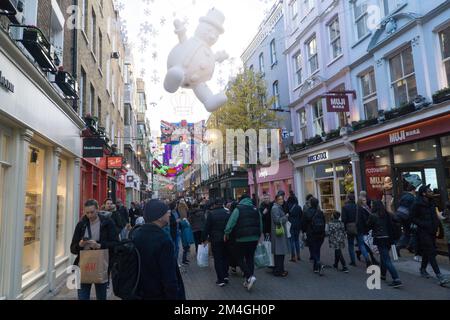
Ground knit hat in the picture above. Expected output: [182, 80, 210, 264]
[144, 200, 170, 223]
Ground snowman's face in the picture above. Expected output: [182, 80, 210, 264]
[195, 22, 220, 46]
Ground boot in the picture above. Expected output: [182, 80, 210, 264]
[290, 255, 297, 262]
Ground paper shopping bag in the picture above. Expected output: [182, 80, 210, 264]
[80, 249, 109, 284]
[263, 236, 274, 267]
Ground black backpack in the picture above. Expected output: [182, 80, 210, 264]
[111, 226, 142, 300]
[311, 210, 326, 235]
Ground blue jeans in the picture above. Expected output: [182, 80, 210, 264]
[347, 235, 356, 264]
[78, 283, 108, 300]
[290, 228, 301, 257]
[356, 234, 370, 262]
[378, 245, 400, 281]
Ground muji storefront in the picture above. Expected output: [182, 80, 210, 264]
[356, 113, 450, 254]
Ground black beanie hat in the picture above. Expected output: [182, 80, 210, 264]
[144, 200, 170, 223]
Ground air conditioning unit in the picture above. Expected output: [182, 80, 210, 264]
[111, 52, 120, 59]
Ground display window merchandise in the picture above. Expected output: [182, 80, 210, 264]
[56, 158, 68, 260]
[23, 145, 45, 278]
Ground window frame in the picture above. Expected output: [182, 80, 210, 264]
[298, 108, 307, 142]
[360, 69, 378, 119]
[259, 53, 265, 75]
[312, 100, 324, 136]
[307, 36, 319, 74]
[272, 81, 280, 109]
[353, 0, 369, 40]
[439, 25, 450, 87]
[389, 46, 417, 106]
[293, 51, 303, 87]
[270, 39, 277, 66]
[328, 17, 342, 60]
[290, 0, 298, 20]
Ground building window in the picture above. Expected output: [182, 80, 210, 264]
[259, 53, 265, 74]
[89, 84, 95, 116]
[307, 37, 319, 74]
[249, 65, 254, 72]
[98, 30, 103, 69]
[312, 100, 324, 136]
[270, 39, 277, 65]
[55, 158, 68, 259]
[383, 0, 405, 14]
[79, 68, 86, 117]
[354, 0, 369, 40]
[124, 105, 131, 126]
[91, 8, 97, 53]
[259, 94, 267, 108]
[298, 108, 307, 142]
[97, 98, 102, 124]
[389, 47, 417, 106]
[360, 69, 378, 119]
[329, 18, 342, 59]
[23, 145, 45, 277]
[439, 25, 450, 87]
[272, 81, 280, 109]
[290, 0, 298, 20]
[81, 0, 88, 33]
[293, 51, 303, 86]
[304, 0, 314, 14]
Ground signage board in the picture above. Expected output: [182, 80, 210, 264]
[107, 157, 123, 169]
[326, 95, 349, 112]
[83, 138, 104, 158]
[307, 151, 329, 164]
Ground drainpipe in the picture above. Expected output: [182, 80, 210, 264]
[72, 0, 78, 112]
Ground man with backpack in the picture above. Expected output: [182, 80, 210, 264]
[129, 199, 185, 300]
[396, 183, 416, 255]
[224, 194, 263, 291]
[202, 198, 231, 287]
[301, 198, 326, 275]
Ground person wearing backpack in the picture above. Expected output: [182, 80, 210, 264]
[224, 194, 263, 291]
[70, 199, 119, 300]
[202, 198, 231, 287]
[132, 199, 186, 300]
[396, 183, 416, 255]
[341, 193, 358, 267]
[301, 197, 326, 275]
[288, 197, 303, 262]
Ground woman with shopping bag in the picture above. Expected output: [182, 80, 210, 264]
[70, 199, 119, 300]
[270, 195, 290, 277]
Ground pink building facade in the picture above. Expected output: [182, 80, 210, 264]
[248, 159, 295, 200]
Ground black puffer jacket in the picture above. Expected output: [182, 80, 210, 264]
[411, 197, 439, 236]
[188, 209, 206, 232]
[70, 215, 119, 267]
[301, 207, 326, 240]
[202, 207, 230, 243]
[356, 206, 371, 235]
[367, 212, 396, 246]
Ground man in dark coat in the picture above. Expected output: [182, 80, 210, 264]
[202, 198, 231, 286]
[70, 199, 119, 300]
[132, 199, 186, 300]
[396, 183, 416, 254]
[341, 193, 357, 266]
[411, 185, 449, 286]
[129, 202, 142, 227]
[259, 194, 273, 236]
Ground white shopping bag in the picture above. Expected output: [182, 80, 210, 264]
[263, 235, 274, 267]
[286, 221, 292, 239]
[197, 243, 209, 268]
[391, 244, 399, 261]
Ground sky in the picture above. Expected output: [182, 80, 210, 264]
[119, 0, 278, 136]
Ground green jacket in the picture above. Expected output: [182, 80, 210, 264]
[224, 198, 263, 243]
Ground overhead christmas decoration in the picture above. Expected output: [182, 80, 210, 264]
[163, 8, 229, 112]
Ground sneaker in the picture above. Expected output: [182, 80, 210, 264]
[389, 280, 403, 288]
[319, 265, 325, 276]
[216, 281, 226, 287]
[231, 267, 237, 275]
[437, 274, 450, 286]
[247, 276, 256, 291]
[243, 281, 248, 289]
[420, 269, 431, 278]
[342, 267, 349, 273]
[224, 278, 229, 284]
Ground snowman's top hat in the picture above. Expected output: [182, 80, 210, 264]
[199, 8, 225, 34]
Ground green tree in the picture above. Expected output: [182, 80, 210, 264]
[208, 69, 279, 205]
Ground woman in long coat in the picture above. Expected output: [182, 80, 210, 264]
[271, 194, 290, 277]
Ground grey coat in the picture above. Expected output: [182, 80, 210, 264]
[271, 203, 290, 255]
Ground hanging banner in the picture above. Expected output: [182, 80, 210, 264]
[83, 138, 104, 158]
[326, 95, 349, 112]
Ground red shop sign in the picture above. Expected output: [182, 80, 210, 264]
[326, 95, 349, 112]
[356, 114, 450, 153]
[107, 157, 123, 169]
[365, 165, 391, 201]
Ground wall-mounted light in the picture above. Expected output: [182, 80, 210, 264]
[30, 148, 39, 163]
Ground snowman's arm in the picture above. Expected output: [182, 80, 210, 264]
[174, 20, 187, 43]
[215, 50, 229, 63]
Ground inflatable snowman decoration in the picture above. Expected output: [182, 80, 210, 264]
[164, 8, 229, 112]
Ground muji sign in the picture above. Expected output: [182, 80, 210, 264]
[326, 95, 349, 112]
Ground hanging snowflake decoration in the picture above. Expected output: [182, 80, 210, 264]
[152, 51, 158, 60]
[151, 70, 160, 84]
[160, 17, 166, 26]
[140, 21, 154, 34]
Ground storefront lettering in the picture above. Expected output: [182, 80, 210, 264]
[389, 129, 421, 144]
[259, 170, 269, 178]
[0, 70, 15, 93]
[308, 151, 329, 164]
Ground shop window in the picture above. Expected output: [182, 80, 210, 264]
[393, 139, 437, 164]
[318, 180, 335, 219]
[56, 158, 68, 260]
[315, 163, 333, 179]
[442, 135, 450, 157]
[304, 166, 316, 198]
[0, 131, 12, 255]
[364, 149, 391, 201]
[23, 146, 45, 277]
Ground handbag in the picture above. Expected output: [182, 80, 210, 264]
[346, 222, 357, 236]
[275, 223, 285, 237]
